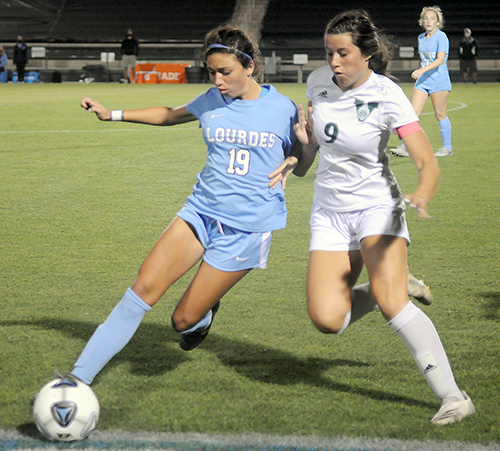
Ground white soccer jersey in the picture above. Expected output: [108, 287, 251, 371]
[307, 67, 419, 212]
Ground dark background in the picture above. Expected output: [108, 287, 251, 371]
[0, 0, 498, 57]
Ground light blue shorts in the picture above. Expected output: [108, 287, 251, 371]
[414, 74, 452, 94]
[310, 202, 410, 252]
[177, 204, 272, 272]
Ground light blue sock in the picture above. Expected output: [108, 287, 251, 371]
[439, 117, 452, 150]
[72, 288, 151, 384]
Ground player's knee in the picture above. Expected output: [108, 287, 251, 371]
[435, 112, 447, 122]
[171, 309, 199, 333]
[131, 280, 161, 307]
[309, 314, 346, 335]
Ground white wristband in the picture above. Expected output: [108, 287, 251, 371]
[110, 110, 124, 121]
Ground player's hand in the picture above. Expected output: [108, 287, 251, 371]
[81, 97, 110, 121]
[294, 101, 316, 146]
[411, 68, 424, 80]
[404, 194, 431, 219]
[268, 156, 298, 190]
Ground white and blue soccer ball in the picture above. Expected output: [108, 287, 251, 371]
[33, 376, 99, 441]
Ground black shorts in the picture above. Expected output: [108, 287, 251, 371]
[460, 59, 477, 74]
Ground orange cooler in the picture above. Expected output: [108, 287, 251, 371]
[135, 64, 157, 84]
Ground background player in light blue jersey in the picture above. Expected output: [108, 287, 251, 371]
[63, 24, 302, 389]
[392, 6, 453, 158]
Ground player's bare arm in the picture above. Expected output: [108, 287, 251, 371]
[293, 101, 318, 177]
[81, 97, 196, 126]
[403, 130, 440, 219]
[268, 101, 318, 189]
[411, 51, 447, 80]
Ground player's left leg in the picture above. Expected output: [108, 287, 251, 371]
[430, 90, 453, 156]
[172, 262, 250, 350]
[361, 235, 474, 424]
[171, 219, 268, 350]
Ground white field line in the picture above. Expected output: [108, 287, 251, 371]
[420, 101, 468, 115]
[1, 429, 499, 451]
[0, 126, 199, 135]
[0, 103, 468, 135]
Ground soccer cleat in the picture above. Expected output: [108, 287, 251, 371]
[434, 147, 453, 157]
[431, 391, 475, 425]
[179, 301, 220, 351]
[408, 272, 433, 306]
[390, 146, 410, 157]
[63, 372, 86, 384]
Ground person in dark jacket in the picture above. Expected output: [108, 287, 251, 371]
[458, 28, 479, 83]
[13, 36, 28, 82]
[121, 29, 139, 83]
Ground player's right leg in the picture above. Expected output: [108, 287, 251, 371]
[307, 205, 377, 334]
[72, 217, 205, 384]
[307, 249, 366, 334]
[410, 88, 429, 117]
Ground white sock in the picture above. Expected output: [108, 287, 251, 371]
[338, 283, 378, 334]
[180, 310, 212, 335]
[389, 301, 463, 403]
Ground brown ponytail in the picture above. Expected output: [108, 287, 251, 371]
[325, 10, 396, 77]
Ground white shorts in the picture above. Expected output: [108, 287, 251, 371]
[310, 202, 410, 252]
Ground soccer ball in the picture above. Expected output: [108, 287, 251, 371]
[33, 376, 99, 442]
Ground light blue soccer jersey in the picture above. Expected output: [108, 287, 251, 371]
[185, 85, 297, 232]
[415, 29, 451, 91]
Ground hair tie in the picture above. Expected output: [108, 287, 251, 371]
[207, 43, 253, 61]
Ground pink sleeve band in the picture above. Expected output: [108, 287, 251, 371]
[395, 122, 422, 139]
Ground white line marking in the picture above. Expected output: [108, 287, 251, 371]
[420, 101, 468, 115]
[1, 429, 498, 451]
[0, 126, 199, 135]
[0, 103, 468, 135]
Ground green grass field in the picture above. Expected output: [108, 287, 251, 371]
[1, 81, 499, 446]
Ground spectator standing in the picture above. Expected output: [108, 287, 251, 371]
[0, 45, 7, 83]
[458, 28, 478, 83]
[13, 36, 28, 82]
[121, 29, 139, 83]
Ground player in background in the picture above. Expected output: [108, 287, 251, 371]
[62, 24, 302, 386]
[283, 9, 475, 425]
[392, 6, 453, 158]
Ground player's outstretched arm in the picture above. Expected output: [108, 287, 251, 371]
[81, 97, 110, 121]
[81, 97, 196, 126]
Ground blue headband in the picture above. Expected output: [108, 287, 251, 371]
[207, 43, 253, 61]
